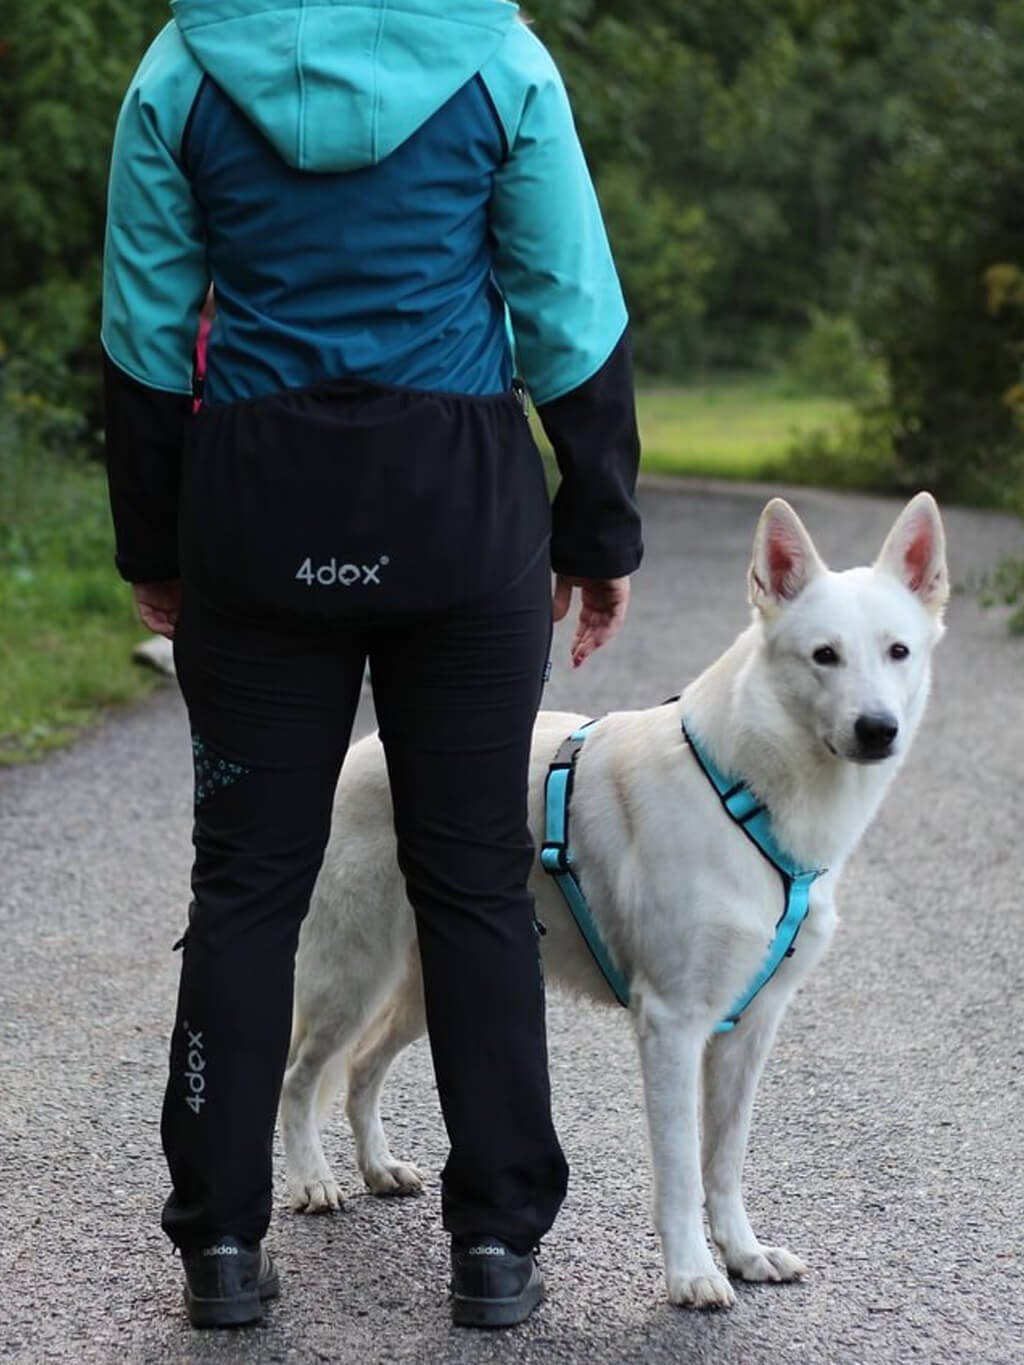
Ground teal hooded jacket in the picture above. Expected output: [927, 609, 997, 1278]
[102, 0, 642, 584]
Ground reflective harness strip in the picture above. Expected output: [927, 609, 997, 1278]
[539, 716, 826, 1031]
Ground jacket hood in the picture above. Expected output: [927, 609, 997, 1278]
[170, 0, 518, 171]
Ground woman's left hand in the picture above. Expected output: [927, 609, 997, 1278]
[132, 579, 183, 640]
[552, 574, 631, 669]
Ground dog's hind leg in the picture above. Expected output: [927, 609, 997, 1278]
[701, 1001, 808, 1284]
[635, 993, 736, 1309]
[346, 948, 427, 1196]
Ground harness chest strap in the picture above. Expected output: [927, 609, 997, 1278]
[539, 716, 826, 1032]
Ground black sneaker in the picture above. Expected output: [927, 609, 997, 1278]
[180, 1236, 280, 1328]
[450, 1237, 545, 1329]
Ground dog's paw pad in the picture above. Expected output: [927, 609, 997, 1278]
[729, 1245, 808, 1283]
[363, 1160, 425, 1197]
[667, 1271, 735, 1309]
[289, 1179, 344, 1214]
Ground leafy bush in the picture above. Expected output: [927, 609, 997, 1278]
[772, 405, 901, 493]
[979, 557, 1024, 635]
[783, 311, 886, 404]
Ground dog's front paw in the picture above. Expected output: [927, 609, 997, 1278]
[667, 1270, 736, 1309]
[288, 1178, 344, 1214]
[727, 1245, 808, 1283]
[362, 1159, 424, 1197]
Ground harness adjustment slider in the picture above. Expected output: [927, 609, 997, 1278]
[540, 842, 572, 874]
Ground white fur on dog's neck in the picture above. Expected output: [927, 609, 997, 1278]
[680, 620, 921, 875]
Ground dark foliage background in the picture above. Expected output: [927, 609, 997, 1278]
[2, 0, 1024, 505]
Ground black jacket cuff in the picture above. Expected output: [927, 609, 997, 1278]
[103, 352, 191, 583]
[537, 329, 644, 580]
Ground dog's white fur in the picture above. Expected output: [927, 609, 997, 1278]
[281, 493, 948, 1309]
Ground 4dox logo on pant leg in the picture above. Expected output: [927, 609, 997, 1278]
[183, 1020, 206, 1114]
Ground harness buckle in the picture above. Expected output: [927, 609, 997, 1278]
[540, 842, 571, 874]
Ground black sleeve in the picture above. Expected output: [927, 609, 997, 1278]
[103, 351, 192, 583]
[536, 329, 644, 580]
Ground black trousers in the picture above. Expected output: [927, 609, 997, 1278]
[161, 380, 568, 1255]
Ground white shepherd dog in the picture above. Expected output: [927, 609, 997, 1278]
[281, 492, 948, 1309]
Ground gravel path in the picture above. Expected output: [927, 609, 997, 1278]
[1, 481, 1022, 1365]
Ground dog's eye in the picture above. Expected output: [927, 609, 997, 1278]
[889, 642, 910, 661]
[812, 645, 840, 666]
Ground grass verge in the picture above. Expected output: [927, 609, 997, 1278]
[0, 443, 156, 765]
[533, 378, 852, 481]
[637, 380, 852, 479]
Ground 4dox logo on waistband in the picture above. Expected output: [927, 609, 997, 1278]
[295, 555, 389, 587]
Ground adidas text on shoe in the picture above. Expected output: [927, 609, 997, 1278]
[450, 1237, 544, 1329]
[180, 1236, 279, 1329]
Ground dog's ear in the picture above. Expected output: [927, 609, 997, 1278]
[749, 499, 826, 613]
[874, 492, 949, 615]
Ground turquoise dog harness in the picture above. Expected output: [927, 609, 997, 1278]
[539, 715, 826, 1031]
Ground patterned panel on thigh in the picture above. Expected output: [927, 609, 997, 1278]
[190, 734, 251, 808]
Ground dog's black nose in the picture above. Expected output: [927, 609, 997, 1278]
[854, 712, 899, 756]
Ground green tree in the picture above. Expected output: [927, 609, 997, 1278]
[851, 1, 1024, 502]
[0, 0, 167, 412]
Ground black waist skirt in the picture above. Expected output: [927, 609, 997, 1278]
[179, 377, 551, 625]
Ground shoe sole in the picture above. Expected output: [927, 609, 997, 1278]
[184, 1269, 280, 1329]
[451, 1272, 545, 1329]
